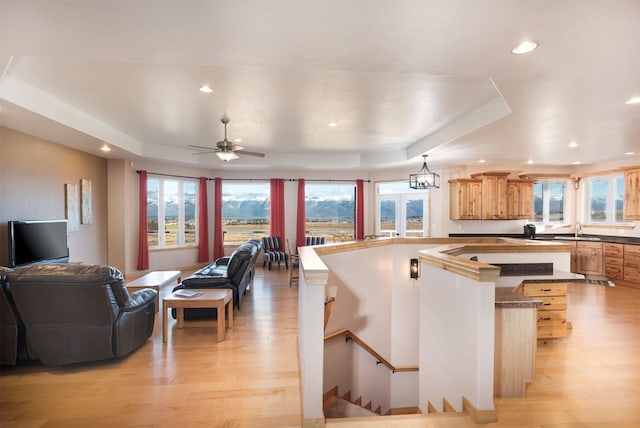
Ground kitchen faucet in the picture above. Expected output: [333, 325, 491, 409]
[575, 221, 582, 237]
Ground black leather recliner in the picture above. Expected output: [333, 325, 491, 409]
[2, 263, 156, 366]
[174, 239, 262, 318]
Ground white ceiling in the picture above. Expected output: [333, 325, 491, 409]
[1, 0, 639, 171]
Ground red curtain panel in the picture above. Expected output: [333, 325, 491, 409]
[197, 177, 209, 263]
[355, 179, 364, 240]
[137, 170, 149, 270]
[270, 178, 285, 250]
[213, 177, 224, 260]
[296, 179, 306, 251]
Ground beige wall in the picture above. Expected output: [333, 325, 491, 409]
[0, 127, 108, 266]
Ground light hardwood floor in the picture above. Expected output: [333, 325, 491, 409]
[1, 269, 640, 427]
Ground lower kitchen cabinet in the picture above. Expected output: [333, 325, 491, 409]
[624, 244, 640, 283]
[522, 282, 568, 340]
[575, 241, 603, 276]
[604, 243, 624, 280]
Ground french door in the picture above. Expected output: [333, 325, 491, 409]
[376, 193, 429, 238]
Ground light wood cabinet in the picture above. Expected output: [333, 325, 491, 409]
[575, 241, 603, 276]
[623, 244, 640, 283]
[622, 166, 640, 220]
[522, 282, 568, 340]
[470, 172, 510, 220]
[604, 243, 624, 280]
[449, 179, 482, 220]
[507, 179, 534, 219]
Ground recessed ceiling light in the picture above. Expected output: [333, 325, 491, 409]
[526, 159, 534, 164]
[625, 96, 640, 104]
[100, 144, 111, 152]
[327, 121, 339, 127]
[573, 161, 582, 165]
[626, 151, 636, 155]
[568, 141, 578, 148]
[511, 40, 538, 55]
[478, 159, 486, 163]
[199, 85, 213, 93]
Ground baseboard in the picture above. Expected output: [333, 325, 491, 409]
[462, 396, 498, 424]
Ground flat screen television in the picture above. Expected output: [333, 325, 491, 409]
[8, 220, 69, 268]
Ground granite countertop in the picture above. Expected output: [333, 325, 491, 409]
[494, 270, 584, 308]
[495, 270, 584, 289]
[448, 233, 640, 245]
[495, 287, 541, 308]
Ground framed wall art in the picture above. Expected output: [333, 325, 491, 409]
[65, 183, 79, 232]
[81, 178, 92, 224]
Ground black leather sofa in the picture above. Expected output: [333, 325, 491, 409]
[174, 239, 262, 318]
[0, 263, 156, 366]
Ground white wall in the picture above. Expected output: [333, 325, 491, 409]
[418, 264, 495, 413]
[321, 244, 430, 413]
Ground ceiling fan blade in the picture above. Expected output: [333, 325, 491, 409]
[192, 150, 217, 155]
[189, 144, 216, 150]
[238, 150, 266, 158]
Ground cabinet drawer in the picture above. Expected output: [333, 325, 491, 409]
[624, 252, 640, 268]
[523, 283, 567, 297]
[623, 266, 640, 283]
[604, 242, 624, 258]
[577, 241, 602, 250]
[537, 296, 567, 311]
[605, 263, 624, 280]
[538, 324, 567, 339]
[536, 310, 567, 326]
[624, 244, 640, 256]
[605, 256, 623, 267]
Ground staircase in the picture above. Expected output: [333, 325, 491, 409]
[324, 386, 489, 425]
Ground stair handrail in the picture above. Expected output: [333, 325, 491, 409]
[324, 328, 419, 373]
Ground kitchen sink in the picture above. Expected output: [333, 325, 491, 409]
[553, 236, 602, 241]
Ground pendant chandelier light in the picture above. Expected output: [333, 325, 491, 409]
[409, 155, 440, 189]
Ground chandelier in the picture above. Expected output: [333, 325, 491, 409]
[409, 155, 440, 189]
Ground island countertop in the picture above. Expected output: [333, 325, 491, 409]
[495, 287, 542, 308]
[494, 270, 584, 308]
[495, 270, 584, 289]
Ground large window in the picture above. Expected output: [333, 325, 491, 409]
[533, 180, 566, 223]
[376, 181, 430, 238]
[222, 182, 270, 242]
[587, 174, 625, 224]
[305, 184, 355, 240]
[147, 177, 198, 248]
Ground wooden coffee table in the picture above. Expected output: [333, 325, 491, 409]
[127, 270, 182, 313]
[162, 289, 233, 343]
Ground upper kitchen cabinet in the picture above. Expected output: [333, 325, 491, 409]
[470, 172, 510, 220]
[507, 179, 534, 220]
[449, 179, 483, 220]
[622, 166, 640, 220]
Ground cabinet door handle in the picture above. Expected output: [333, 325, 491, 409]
[541, 288, 552, 292]
[540, 317, 552, 321]
[543, 302, 552, 306]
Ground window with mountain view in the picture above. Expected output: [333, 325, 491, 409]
[305, 184, 355, 240]
[222, 182, 270, 243]
[147, 177, 197, 248]
[533, 180, 565, 223]
[587, 174, 625, 224]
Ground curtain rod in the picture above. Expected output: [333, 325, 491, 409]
[136, 170, 370, 182]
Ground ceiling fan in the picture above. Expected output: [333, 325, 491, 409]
[190, 117, 265, 162]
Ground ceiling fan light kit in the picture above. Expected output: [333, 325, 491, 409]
[217, 151, 239, 162]
[189, 117, 265, 162]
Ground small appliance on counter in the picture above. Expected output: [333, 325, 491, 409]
[523, 223, 536, 239]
